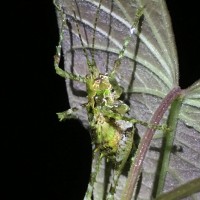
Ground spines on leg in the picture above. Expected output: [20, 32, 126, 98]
[109, 6, 144, 77]
[53, 0, 86, 82]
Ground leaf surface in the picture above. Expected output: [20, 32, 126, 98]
[54, 0, 200, 199]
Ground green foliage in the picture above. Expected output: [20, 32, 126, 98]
[53, 0, 200, 199]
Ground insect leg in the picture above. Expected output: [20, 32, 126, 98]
[84, 152, 102, 200]
[56, 103, 87, 121]
[109, 6, 144, 77]
[54, 0, 86, 82]
[56, 107, 79, 121]
[100, 108, 169, 131]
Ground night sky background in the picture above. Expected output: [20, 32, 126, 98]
[2, 1, 199, 200]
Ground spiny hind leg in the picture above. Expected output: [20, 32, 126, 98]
[53, 0, 86, 83]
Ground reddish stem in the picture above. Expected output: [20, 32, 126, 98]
[122, 86, 182, 200]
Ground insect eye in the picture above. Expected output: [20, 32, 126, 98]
[100, 74, 106, 80]
[95, 79, 101, 84]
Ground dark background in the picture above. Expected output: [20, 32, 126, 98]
[2, 1, 199, 200]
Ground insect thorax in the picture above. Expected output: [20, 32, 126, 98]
[85, 72, 132, 159]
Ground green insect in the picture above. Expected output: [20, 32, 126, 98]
[53, 0, 165, 199]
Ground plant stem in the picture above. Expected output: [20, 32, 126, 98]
[154, 94, 184, 197]
[121, 86, 182, 200]
[155, 177, 200, 200]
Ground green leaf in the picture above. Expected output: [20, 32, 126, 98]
[54, 0, 200, 199]
[180, 80, 200, 132]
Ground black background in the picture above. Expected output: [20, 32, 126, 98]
[2, 1, 199, 200]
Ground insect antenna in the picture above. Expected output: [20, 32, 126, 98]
[91, 0, 103, 66]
